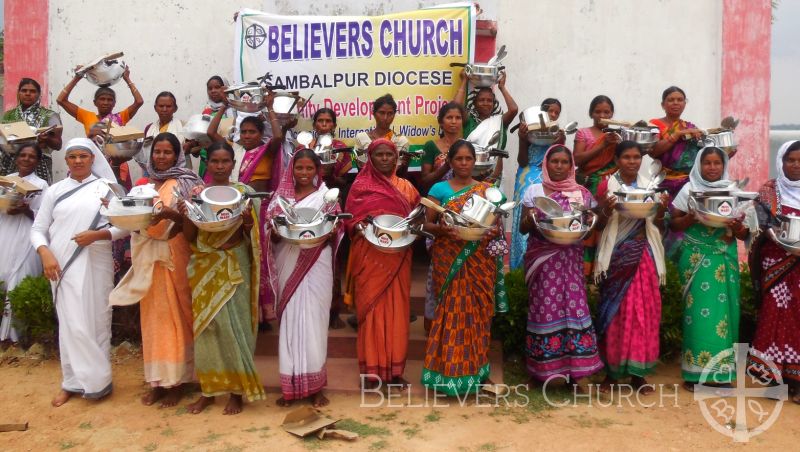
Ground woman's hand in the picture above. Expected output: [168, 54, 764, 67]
[151, 205, 181, 224]
[241, 209, 255, 230]
[487, 223, 502, 239]
[497, 71, 507, 90]
[605, 131, 622, 146]
[677, 128, 704, 141]
[122, 65, 132, 83]
[184, 139, 200, 155]
[727, 216, 747, 238]
[39, 247, 61, 281]
[176, 199, 189, 217]
[5, 200, 30, 216]
[657, 193, 670, 214]
[518, 122, 528, 140]
[73, 230, 106, 247]
[598, 194, 617, 217]
[459, 68, 467, 82]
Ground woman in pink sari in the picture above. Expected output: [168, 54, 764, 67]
[264, 149, 342, 407]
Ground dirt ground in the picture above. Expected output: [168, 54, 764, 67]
[1, 346, 798, 452]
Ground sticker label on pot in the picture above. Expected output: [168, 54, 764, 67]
[216, 208, 234, 220]
[299, 230, 316, 239]
[377, 233, 393, 247]
[717, 201, 733, 216]
[569, 219, 582, 232]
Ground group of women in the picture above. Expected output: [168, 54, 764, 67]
[2, 66, 800, 414]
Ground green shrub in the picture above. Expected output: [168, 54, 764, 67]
[7, 275, 56, 344]
[491, 269, 527, 358]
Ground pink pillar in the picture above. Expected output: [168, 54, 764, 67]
[4, 0, 50, 110]
[721, 0, 771, 188]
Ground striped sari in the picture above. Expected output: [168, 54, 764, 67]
[189, 183, 265, 401]
[422, 182, 508, 395]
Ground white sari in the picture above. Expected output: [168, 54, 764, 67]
[30, 175, 126, 398]
[273, 187, 334, 400]
[0, 172, 48, 342]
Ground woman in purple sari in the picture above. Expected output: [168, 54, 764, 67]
[518, 145, 603, 387]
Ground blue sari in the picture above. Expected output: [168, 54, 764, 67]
[510, 143, 548, 269]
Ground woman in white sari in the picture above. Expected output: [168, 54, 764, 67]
[265, 149, 342, 407]
[0, 144, 49, 342]
[31, 138, 126, 407]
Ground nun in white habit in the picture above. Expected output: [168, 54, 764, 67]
[31, 138, 128, 407]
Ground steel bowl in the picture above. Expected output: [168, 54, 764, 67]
[619, 127, 659, 151]
[615, 202, 659, 219]
[537, 212, 585, 231]
[183, 114, 214, 147]
[226, 85, 267, 113]
[359, 220, 416, 253]
[271, 94, 300, 127]
[465, 64, 502, 88]
[453, 224, 489, 241]
[83, 60, 126, 87]
[100, 205, 154, 231]
[688, 198, 733, 228]
[768, 227, 800, 256]
[370, 214, 413, 242]
[272, 207, 335, 249]
[692, 195, 737, 218]
[103, 138, 144, 159]
[189, 215, 241, 232]
[705, 131, 737, 155]
[536, 222, 593, 245]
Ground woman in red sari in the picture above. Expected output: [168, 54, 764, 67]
[749, 140, 800, 403]
[344, 138, 420, 388]
[421, 140, 508, 396]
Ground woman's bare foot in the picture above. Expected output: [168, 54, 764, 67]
[160, 386, 183, 408]
[631, 376, 654, 395]
[391, 377, 410, 388]
[682, 381, 695, 392]
[187, 395, 215, 414]
[276, 397, 293, 407]
[141, 387, 165, 406]
[598, 376, 616, 394]
[52, 389, 73, 407]
[329, 315, 346, 330]
[312, 392, 330, 408]
[223, 395, 243, 415]
[362, 379, 380, 391]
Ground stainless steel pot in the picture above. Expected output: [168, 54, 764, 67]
[272, 207, 338, 249]
[704, 131, 737, 155]
[619, 127, 660, 151]
[460, 192, 509, 228]
[694, 195, 737, 217]
[370, 215, 413, 243]
[226, 84, 267, 113]
[271, 94, 301, 127]
[183, 114, 214, 148]
[98, 135, 145, 159]
[464, 64, 503, 88]
[532, 211, 597, 245]
[199, 186, 243, 221]
[81, 59, 126, 87]
[777, 214, 800, 243]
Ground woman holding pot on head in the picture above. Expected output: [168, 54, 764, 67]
[0, 78, 62, 183]
[518, 144, 603, 388]
[355, 94, 411, 176]
[573, 95, 622, 195]
[649, 86, 705, 198]
[185, 76, 236, 180]
[593, 141, 668, 393]
[0, 144, 49, 343]
[109, 132, 203, 408]
[420, 140, 508, 395]
[178, 142, 265, 415]
[670, 147, 753, 391]
[748, 141, 800, 402]
[264, 149, 343, 408]
[344, 138, 420, 389]
[31, 138, 126, 407]
[510, 98, 563, 270]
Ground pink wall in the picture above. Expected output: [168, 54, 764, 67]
[4, 0, 49, 111]
[722, 0, 771, 188]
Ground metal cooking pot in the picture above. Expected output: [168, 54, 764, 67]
[199, 185, 243, 221]
[271, 94, 301, 126]
[101, 138, 146, 159]
[464, 64, 504, 88]
[183, 114, 214, 148]
[692, 195, 737, 217]
[619, 127, 660, 151]
[225, 84, 267, 113]
[532, 211, 597, 245]
[370, 215, 413, 242]
[703, 131, 737, 155]
[777, 214, 800, 243]
[81, 59, 126, 87]
[272, 207, 339, 249]
[460, 190, 511, 228]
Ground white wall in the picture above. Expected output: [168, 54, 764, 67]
[46, 0, 722, 193]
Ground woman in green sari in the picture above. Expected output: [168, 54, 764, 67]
[421, 140, 508, 395]
[179, 142, 265, 414]
[670, 147, 750, 390]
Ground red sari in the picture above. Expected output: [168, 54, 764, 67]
[344, 139, 420, 382]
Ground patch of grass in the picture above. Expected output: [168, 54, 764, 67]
[200, 433, 225, 444]
[569, 414, 593, 428]
[401, 424, 421, 439]
[243, 426, 269, 433]
[78, 422, 92, 430]
[477, 444, 497, 452]
[423, 410, 442, 423]
[369, 440, 389, 451]
[60, 441, 76, 450]
[333, 419, 390, 437]
[173, 406, 188, 416]
[302, 437, 327, 450]
[161, 428, 175, 437]
[143, 443, 158, 452]
[216, 444, 243, 452]
[377, 412, 397, 422]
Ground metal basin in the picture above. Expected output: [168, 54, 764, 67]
[705, 131, 737, 155]
[619, 127, 659, 151]
[370, 214, 413, 242]
[272, 207, 335, 249]
[226, 85, 267, 113]
[533, 211, 597, 245]
[359, 215, 417, 253]
[465, 64, 502, 88]
[83, 60, 126, 87]
[103, 138, 145, 159]
[100, 205, 154, 231]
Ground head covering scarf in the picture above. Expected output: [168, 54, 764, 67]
[146, 134, 203, 198]
[541, 144, 585, 207]
[265, 151, 324, 220]
[64, 137, 116, 182]
[673, 146, 732, 211]
[345, 138, 417, 228]
[776, 140, 800, 210]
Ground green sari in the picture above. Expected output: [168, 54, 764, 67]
[678, 224, 740, 383]
[189, 184, 265, 401]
